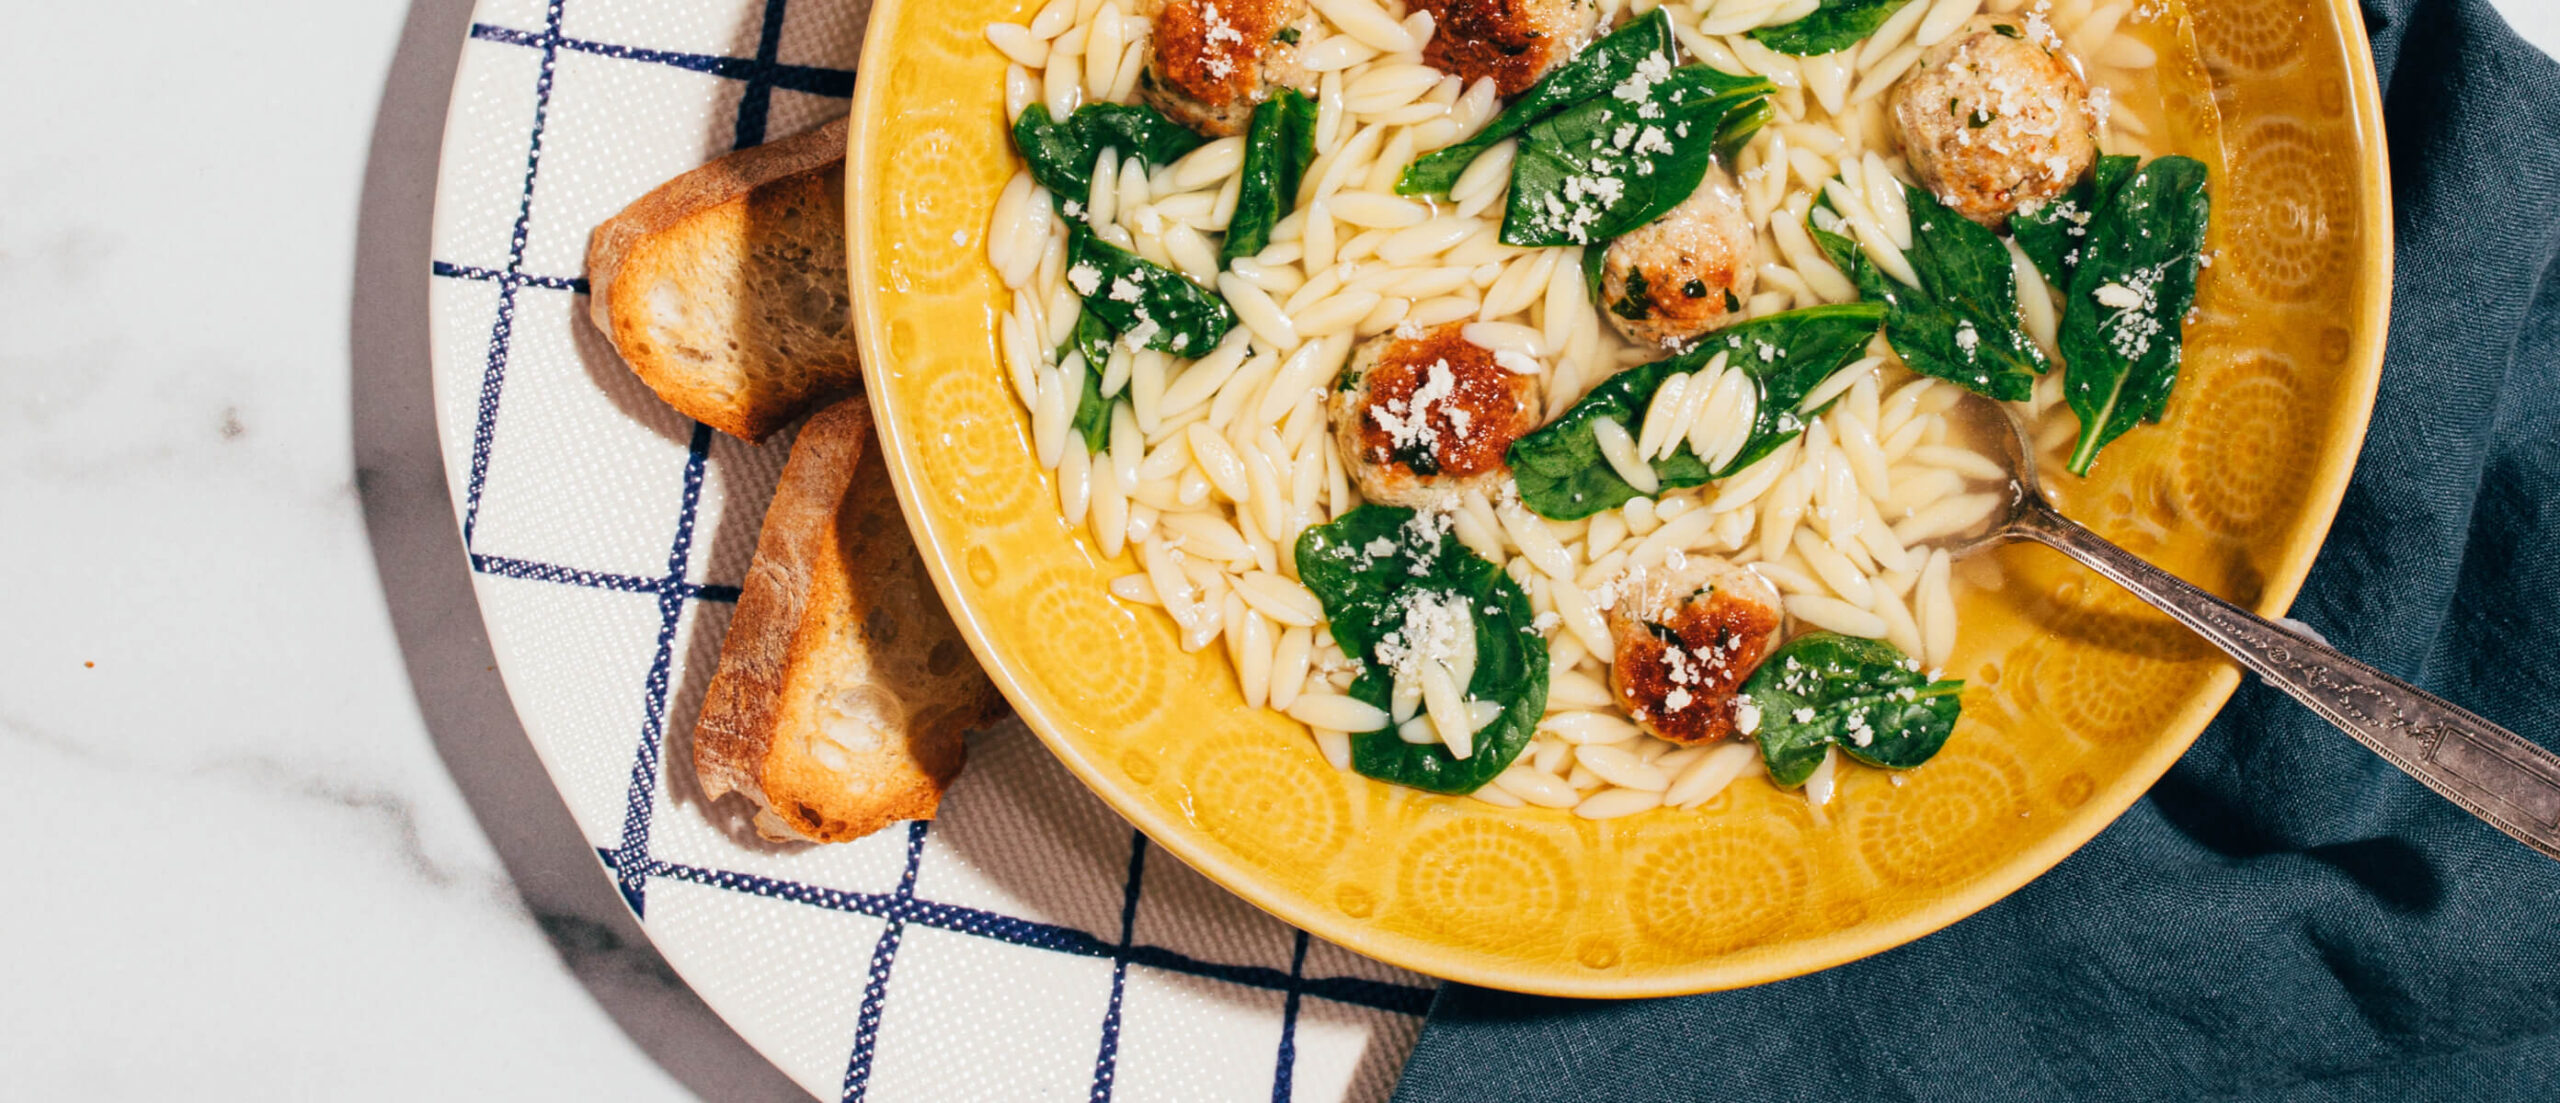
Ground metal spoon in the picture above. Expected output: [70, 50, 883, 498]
[1946, 398, 2560, 861]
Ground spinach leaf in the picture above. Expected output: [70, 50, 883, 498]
[1077, 104, 1209, 171]
[1508, 358, 1709, 520]
[1296, 507, 1548, 794]
[1070, 364, 1113, 452]
[2011, 154, 2137, 289]
[1811, 185, 2048, 401]
[1751, 0, 1920, 57]
[1501, 65, 1773, 247]
[1395, 10, 1677, 197]
[1010, 103, 1207, 201]
[1057, 308, 1118, 388]
[2060, 155, 2210, 474]
[1506, 302, 1885, 519]
[1011, 105, 1096, 198]
[1066, 223, 1235, 356]
[1716, 93, 1775, 156]
[1050, 311, 1122, 453]
[1742, 632, 1962, 786]
[1222, 88, 1318, 266]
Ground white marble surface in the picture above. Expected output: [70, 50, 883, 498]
[2, 0, 799, 1098]
[2, 1, 2553, 1100]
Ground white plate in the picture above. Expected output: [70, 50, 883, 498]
[425, 1, 1432, 1097]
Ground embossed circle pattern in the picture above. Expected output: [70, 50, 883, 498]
[1627, 825, 1809, 955]
[1853, 742, 2033, 885]
[1396, 819, 1576, 951]
[916, 1, 1010, 60]
[1181, 738, 1351, 869]
[2175, 351, 2310, 537]
[2223, 118, 2352, 303]
[910, 355, 1038, 524]
[850, 0, 2391, 994]
[1008, 567, 1170, 733]
[2188, 0, 2309, 76]
[2026, 606, 2210, 743]
[879, 118, 1000, 285]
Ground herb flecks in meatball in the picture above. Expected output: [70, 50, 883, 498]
[1599, 168, 1758, 349]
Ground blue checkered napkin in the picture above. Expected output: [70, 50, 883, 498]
[426, 1, 1434, 1098]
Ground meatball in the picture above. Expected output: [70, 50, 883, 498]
[1886, 14, 2098, 229]
[1412, 0, 1600, 98]
[1138, 0, 1312, 138]
[1330, 323, 1544, 509]
[1604, 555, 1783, 745]
[1598, 169, 1758, 349]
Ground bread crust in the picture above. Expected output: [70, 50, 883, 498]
[693, 395, 1004, 843]
[585, 116, 857, 441]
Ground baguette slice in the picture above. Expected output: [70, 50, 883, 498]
[693, 394, 1003, 843]
[585, 116, 856, 442]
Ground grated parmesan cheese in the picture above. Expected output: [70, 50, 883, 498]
[1067, 262, 1102, 296]
[1198, 3, 1241, 81]
[2093, 282, 2144, 309]
[1368, 359, 1459, 459]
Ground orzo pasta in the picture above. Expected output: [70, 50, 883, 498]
[984, 0, 2212, 820]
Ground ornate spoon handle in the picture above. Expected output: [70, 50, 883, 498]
[2012, 504, 2560, 860]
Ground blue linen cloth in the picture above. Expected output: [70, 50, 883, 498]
[1391, 2, 2560, 1098]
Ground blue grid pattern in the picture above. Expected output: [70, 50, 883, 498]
[431, 2, 1435, 1098]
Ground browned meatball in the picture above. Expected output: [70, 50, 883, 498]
[1329, 324, 1543, 508]
[1605, 556, 1783, 744]
[1411, 0, 1599, 98]
[1886, 14, 2098, 229]
[1138, 0, 1312, 137]
[1599, 168, 1758, 349]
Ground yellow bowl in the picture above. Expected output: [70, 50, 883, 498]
[846, 0, 2393, 996]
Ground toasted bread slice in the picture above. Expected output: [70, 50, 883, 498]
[693, 394, 1002, 843]
[586, 117, 856, 442]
